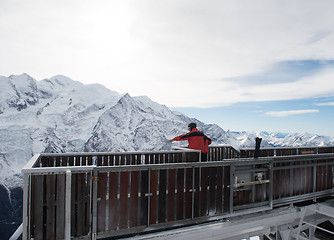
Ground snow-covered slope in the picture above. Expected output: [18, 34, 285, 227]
[1, 73, 334, 189]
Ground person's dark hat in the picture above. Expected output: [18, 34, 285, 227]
[188, 122, 196, 130]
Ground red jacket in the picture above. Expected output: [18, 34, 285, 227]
[173, 128, 212, 153]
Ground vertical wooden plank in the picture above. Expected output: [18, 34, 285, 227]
[300, 162, 306, 195]
[265, 170, 269, 201]
[200, 167, 208, 216]
[319, 164, 325, 190]
[85, 172, 91, 235]
[293, 161, 300, 196]
[135, 154, 141, 165]
[185, 167, 193, 219]
[272, 165, 278, 200]
[96, 155, 103, 166]
[129, 171, 139, 227]
[76, 173, 87, 236]
[68, 156, 75, 166]
[216, 166, 223, 214]
[223, 166, 230, 213]
[71, 173, 77, 237]
[108, 172, 119, 230]
[46, 175, 55, 240]
[119, 171, 129, 229]
[176, 168, 185, 220]
[167, 169, 176, 221]
[284, 162, 291, 198]
[97, 173, 107, 233]
[327, 163, 333, 189]
[75, 156, 80, 166]
[149, 170, 158, 225]
[306, 164, 312, 193]
[55, 156, 61, 167]
[193, 167, 200, 218]
[209, 167, 217, 214]
[158, 169, 167, 223]
[41, 156, 47, 167]
[235, 189, 251, 205]
[33, 175, 44, 240]
[139, 170, 149, 226]
[87, 156, 93, 166]
[56, 174, 65, 239]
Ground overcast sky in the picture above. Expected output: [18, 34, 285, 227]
[1, 0, 334, 136]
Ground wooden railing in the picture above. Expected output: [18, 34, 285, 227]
[207, 145, 240, 160]
[21, 146, 334, 240]
[240, 146, 334, 158]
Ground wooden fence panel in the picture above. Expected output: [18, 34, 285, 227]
[209, 167, 217, 214]
[108, 172, 119, 230]
[97, 173, 107, 232]
[119, 171, 129, 229]
[200, 167, 209, 216]
[46, 175, 55, 240]
[139, 170, 149, 226]
[129, 171, 139, 227]
[70, 174, 77, 236]
[223, 166, 231, 213]
[76, 173, 89, 236]
[167, 169, 176, 221]
[185, 168, 193, 219]
[193, 168, 200, 218]
[176, 168, 185, 220]
[33, 175, 44, 240]
[56, 174, 65, 239]
[158, 169, 167, 223]
[149, 170, 158, 225]
[215, 166, 223, 214]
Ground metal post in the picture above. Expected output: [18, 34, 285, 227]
[22, 173, 29, 240]
[290, 161, 294, 197]
[192, 166, 195, 220]
[313, 165, 317, 193]
[269, 162, 273, 209]
[147, 169, 151, 227]
[65, 170, 72, 240]
[92, 169, 98, 240]
[229, 164, 235, 214]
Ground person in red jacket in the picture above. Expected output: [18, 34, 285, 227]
[168, 122, 212, 161]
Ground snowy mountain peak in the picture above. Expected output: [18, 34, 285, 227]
[49, 75, 83, 88]
[1, 74, 39, 111]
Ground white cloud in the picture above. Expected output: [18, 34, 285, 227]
[265, 109, 319, 117]
[315, 102, 334, 106]
[1, 0, 334, 107]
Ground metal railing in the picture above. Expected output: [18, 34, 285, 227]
[240, 146, 334, 158]
[20, 146, 334, 240]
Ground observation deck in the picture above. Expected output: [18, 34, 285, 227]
[16, 146, 334, 239]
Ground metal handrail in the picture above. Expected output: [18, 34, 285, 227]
[19, 146, 334, 240]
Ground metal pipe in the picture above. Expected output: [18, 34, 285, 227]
[65, 170, 72, 240]
[22, 173, 29, 240]
[9, 223, 22, 240]
[92, 169, 98, 240]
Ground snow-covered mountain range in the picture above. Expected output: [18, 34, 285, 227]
[1, 73, 334, 238]
[1, 73, 334, 189]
